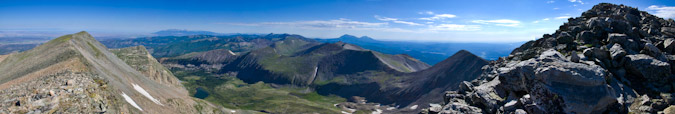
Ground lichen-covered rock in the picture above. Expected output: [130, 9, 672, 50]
[469, 78, 505, 113]
[624, 54, 671, 84]
[642, 43, 668, 61]
[664, 105, 675, 114]
[438, 101, 483, 114]
[610, 43, 627, 61]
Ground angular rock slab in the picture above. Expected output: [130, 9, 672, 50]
[498, 49, 617, 114]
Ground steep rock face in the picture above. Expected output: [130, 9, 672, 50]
[317, 50, 487, 112]
[0, 32, 224, 113]
[160, 48, 238, 72]
[426, 3, 675, 114]
[110, 46, 183, 88]
[218, 40, 430, 86]
[401, 50, 488, 107]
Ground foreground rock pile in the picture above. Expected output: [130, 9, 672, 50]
[424, 3, 675, 114]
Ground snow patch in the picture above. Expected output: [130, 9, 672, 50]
[228, 50, 236, 55]
[121, 92, 143, 111]
[132, 84, 163, 106]
[371, 109, 382, 114]
[341, 111, 351, 114]
[409, 105, 418, 110]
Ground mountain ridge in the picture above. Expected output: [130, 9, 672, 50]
[0, 31, 227, 113]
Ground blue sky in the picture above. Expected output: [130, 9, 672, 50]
[1, 0, 675, 42]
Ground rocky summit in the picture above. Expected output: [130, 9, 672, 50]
[0, 32, 228, 113]
[423, 3, 675, 114]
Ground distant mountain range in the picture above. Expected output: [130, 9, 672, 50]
[316, 34, 524, 65]
[0, 29, 522, 113]
[96, 32, 489, 112]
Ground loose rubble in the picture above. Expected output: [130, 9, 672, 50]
[423, 3, 675, 114]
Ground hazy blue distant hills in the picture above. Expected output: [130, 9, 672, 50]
[153, 29, 221, 36]
[316, 34, 524, 65]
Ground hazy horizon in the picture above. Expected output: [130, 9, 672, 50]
[2, 0, 675, 43]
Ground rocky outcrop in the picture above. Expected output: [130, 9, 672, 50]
[0, 32, 226, 113]
[425, 3, 675, 114]
[110, 46, 182, 88]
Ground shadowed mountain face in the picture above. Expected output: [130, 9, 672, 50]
[315, 50, 488, 109]
[0, 32, 225, 113]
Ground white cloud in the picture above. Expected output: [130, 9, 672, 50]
[553, 7, 559, 10]
[222, 18, 388, 30]
[418, 11, 434, 15]
[533, 18, 552, 23]
[427, 24, 481, 31]
[568, 0, 584, 4]
[374, 15, 423, 26]
[547, 0, 555, 3]
[647, 5, 675, 19]
[471, 19, 521, 27]
[555, 16, 571, 20]
[419, 14, 457, 21]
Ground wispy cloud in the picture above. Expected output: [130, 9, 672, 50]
[419, 14, 457, 21]
[647, 5, 675, 19]
[418, 11, 434, 15]
[471, 19, 521, 27]
[532, 18, 551, 23]
[568, 0, 584, 4]
[427, 24, 480, 31]
[374, 15, 422, 26]
[547, 0, 555, 3]
[555, 16, 571, 20]
[553, 7, 559, 10]
[221, 18, 396, 30]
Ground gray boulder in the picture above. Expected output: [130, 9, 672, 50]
[438, 102, 483, 114]
[571, 51, 580, 63]
[624, 54, 671, 84]
[642, 43, 668, 61]
[557, 32, 574, 44]
[662, 27, 675, 37]
[583, 47, 610, 60]
[470, 78, 505, 113]
[498, 49, 617, 114]
[663, 38, 675, 54]
[610, 43, 627, 62]
[458, 81, 473, 93]
[577, 31, 595, 44]
[608, 33, 628, 45]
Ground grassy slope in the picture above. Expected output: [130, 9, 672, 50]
[173, 70, 345, 114]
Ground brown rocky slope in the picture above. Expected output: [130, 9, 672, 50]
[0, 31, 228, 113]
